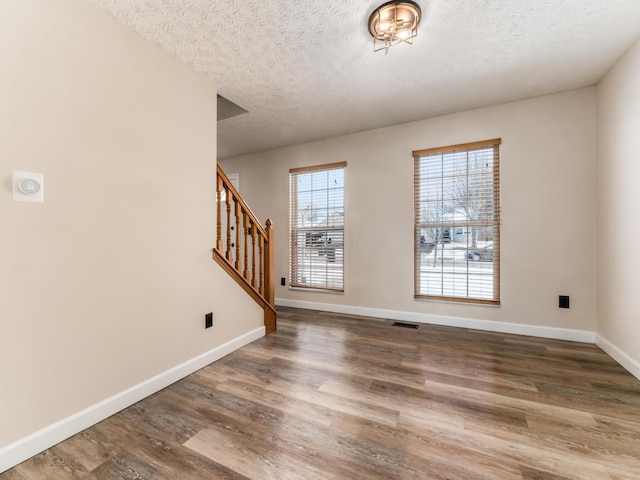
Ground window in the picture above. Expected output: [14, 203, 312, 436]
[289, 162, 346, 291]
[414, 139, 501, 304]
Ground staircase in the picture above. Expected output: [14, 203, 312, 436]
[213, 165, 276, 333]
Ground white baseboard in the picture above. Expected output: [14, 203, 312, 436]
[596, 334, 640, 381]
[276, 298, 596, 343]
[0, 326, 265, 474]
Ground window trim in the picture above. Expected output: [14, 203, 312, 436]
[413, 139, 501, 305]
[289, 161, 346, 292]
[289, 161, 347, 174]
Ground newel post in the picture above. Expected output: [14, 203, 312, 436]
[264, 219, 275, 308]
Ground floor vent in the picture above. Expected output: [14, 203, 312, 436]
[392, 322, 419, 329]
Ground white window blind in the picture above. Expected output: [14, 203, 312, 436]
[289, 162, 346, 291]
[414, 139, 501, 304]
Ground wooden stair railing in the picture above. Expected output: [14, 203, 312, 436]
[213, 165, 276, 333]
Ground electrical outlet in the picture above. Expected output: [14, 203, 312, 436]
[559, 296, 570, 309]
[205, 312, 213, 328]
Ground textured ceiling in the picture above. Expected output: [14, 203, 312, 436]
[83, 0, 640, 159]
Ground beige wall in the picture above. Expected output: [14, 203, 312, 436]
[597, 38, 640, 371]
[0, 0, 262, 449]
[221, 88, 598, 332]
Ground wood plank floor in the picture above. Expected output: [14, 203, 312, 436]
[3, 307, 640, 479]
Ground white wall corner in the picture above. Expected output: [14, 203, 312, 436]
[275, 298, 596, 344]
[0, 327, 265, 474]
[596, 334, 640, 381]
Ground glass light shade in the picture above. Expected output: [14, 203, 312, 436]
[368, 1, 421, 53]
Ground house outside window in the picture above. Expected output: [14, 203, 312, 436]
[413, 139, 501, 304]
[289, 162, 346, 291]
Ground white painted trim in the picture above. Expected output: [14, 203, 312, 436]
[0, 327, 265, 474]
[596, 334, 640, 381]
[276, 298, 596, 343]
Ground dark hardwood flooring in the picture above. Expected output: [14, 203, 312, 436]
[3, 307, 640, 479]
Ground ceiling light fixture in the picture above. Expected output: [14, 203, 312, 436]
[368, 1, 421, 54]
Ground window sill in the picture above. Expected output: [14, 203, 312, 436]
[289, 286, 344, 295]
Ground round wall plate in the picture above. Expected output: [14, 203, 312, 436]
[18, 178, 41, 195]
